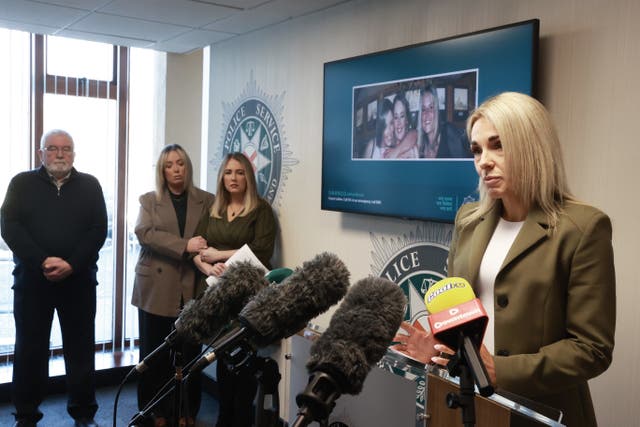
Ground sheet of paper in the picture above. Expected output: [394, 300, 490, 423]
[205, 244, 267, 286]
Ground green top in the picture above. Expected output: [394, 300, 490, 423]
[194, 197, 277, 269]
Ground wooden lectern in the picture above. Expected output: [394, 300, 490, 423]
[425, 373, 564, 427]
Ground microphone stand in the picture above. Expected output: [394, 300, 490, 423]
[253, 357, 282, 427]
[129, 347, 193, 427]
[128, 381, 175, 427]
[291, 372, 341, 427]
[444, 333, 494, 427]
[219, 343, 283, 427]
[182, 337, 283, 427]
[172, 347, 194, 427]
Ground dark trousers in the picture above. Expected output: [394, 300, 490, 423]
[12, 281, 98, 423]
[137, 309, 203, 422]
[215, 360, 258, 427]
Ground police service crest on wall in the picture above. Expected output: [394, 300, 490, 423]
[371, 222, 453, 422]
[217, 75, 297, 206]
[370, 223, 453, 330]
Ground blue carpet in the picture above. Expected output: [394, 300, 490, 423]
[0, 381, 220, 427]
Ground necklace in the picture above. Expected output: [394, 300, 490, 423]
[229, 205, 244, 218]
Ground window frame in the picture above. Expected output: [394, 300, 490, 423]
[33, 34, 130, 354]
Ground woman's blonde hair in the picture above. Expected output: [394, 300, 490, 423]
[210, 152, 259, 218]
[154, 144, 194, 201]
[462, 92, 574, 227]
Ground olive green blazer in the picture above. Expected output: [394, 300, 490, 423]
[448, 201, 616, 427]
[132, 187, 215, 317]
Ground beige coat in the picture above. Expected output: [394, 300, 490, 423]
[448, 201, 616, 427]
[131, 188, 215, 317]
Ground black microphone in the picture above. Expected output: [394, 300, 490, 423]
[134, 261, 268, 373]
[133, 329, 181, 374]
[292, 277, 406, 427]
[187, 252, 350, 374]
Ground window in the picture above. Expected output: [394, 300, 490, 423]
[125, 48, 167, 346]
[0, 30, 165, 376]
[42, 94, 118, 346]
[46, 36, 114, 81]
[0, 28, 31, 358]
[39, 35, 124, 355]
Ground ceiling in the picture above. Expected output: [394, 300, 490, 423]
[0, 0, 352, 54]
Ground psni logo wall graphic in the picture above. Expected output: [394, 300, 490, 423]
[371, 222, 453, 424]
[217, 76, 297, 206]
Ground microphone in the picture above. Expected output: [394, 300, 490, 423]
[134, 261, 268, 373]
[425, 277, 493, 397]
[176, 261, 269, 343]
[425, 276, 487, 349]
[187, 252, 350, 374]
[134, 329, 180, 374]
[264, 267, 294, 284]
[292, 277, 406, 427]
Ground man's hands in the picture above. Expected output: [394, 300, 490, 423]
[42, 257, 73, 282]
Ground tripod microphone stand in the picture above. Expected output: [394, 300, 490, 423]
[204, 340, 282, 427]
[129, 346, 196, 427]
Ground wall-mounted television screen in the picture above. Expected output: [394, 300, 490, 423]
[321, 20, 539, 222]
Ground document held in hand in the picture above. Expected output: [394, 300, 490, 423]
[205, 244, 267, 286]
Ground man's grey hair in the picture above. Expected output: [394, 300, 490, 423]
[40, 129, 74, 149]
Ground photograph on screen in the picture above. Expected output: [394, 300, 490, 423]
[353, 70, 477, 161]
[322, 19, 539, 222]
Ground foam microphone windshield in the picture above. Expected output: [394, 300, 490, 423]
[424, 277, 487, 350]
[175, 261, 269, 343]
[187, 252, 350, 374]
[238, 252, 351, 346]
[425, 276, 476, 314]
[306, 277, 406, 393]
[291, 277, 405, 427]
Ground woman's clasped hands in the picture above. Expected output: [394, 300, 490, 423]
[198, 246, 226, 277]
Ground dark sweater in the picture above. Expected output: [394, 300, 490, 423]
[0, 165, 108, 287]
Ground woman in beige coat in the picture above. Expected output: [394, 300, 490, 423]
[396, 93, 615, 427]
[132, 144, 215, 427]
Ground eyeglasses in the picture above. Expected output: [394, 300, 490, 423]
[43, 145, 73, 154]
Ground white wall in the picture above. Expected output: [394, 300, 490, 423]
[166, 49, 204, 186]
[204, 0, 640, 425]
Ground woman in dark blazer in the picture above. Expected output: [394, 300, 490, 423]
[132, 144, 215, 427]
[395, 93, 615, 427]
